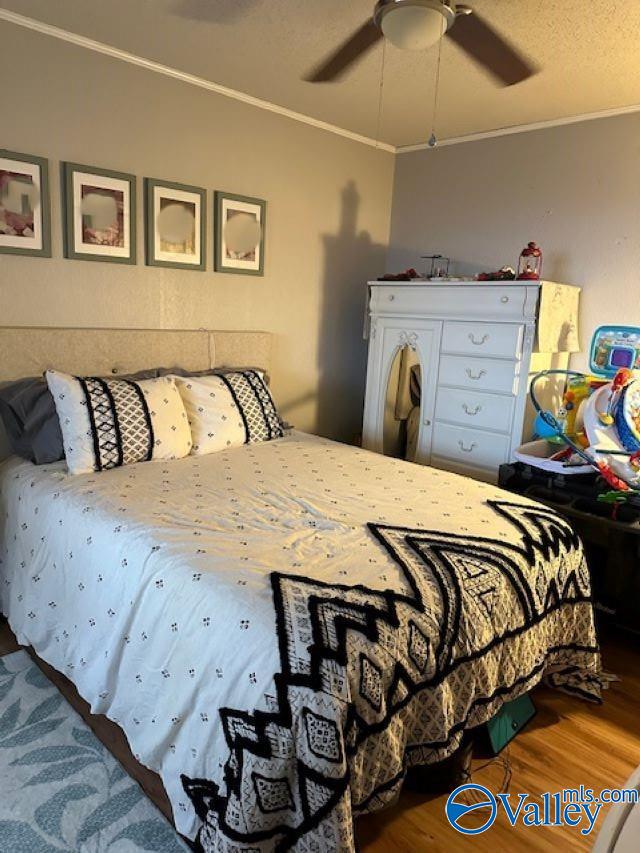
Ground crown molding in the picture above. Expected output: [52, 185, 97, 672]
[397, 103, 640, 153]
[0, 8, 396, 154]
[5, 7, 639, 158]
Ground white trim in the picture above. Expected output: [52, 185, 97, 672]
[0, 8, 395, 154]
[397, 103, 640, 153]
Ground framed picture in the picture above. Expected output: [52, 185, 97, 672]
[144, 178, 206, 270]
[214, 191, 266, 276]
[62, 162, 136, 264]
[0, 149, 51, 257]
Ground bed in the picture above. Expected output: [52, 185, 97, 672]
[0, 326, 603, 852]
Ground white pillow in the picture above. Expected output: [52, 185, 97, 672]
[46, 370, 192, 475]
[173, 374, 244, 455]
[173, 370, 283, 456]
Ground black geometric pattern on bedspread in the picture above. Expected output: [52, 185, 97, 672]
[182, 500, 600, 852]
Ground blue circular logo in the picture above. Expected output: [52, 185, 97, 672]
[445, 783, 497, 835]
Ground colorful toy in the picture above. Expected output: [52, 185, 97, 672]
[533, 373, 605, 445]
[590, 325, 640, 375]
[561, 374, 605, 438]
[599, 366, 633, 426]
[524, 325, 640, 494]
[615, 378, 640, 450]
[533, 411, 558, 439]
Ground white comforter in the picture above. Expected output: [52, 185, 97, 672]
[0, 431, 601, 851]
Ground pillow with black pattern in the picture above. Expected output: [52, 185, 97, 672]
[46, 370, 192, 475]
[0, 367, 159, 465]
[172, 369, 284, 456]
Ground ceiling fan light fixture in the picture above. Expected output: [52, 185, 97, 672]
[374, 0, 455, 51]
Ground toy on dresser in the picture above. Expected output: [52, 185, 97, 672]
[518, 326, 640, 495]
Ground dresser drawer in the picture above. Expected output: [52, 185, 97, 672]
[435, 387, 515, 433]
[370, 284, 528, 320]
[438, 354, 519, 395]
[441, 321, 523, 359]
[431, 423, 512, 470]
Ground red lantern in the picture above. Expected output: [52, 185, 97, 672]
[517, 241, 542, 281]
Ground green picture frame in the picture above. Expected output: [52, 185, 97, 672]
[214, 191, 266, 276]
[144, 178, 206, 271]
[0, 149, 51, 258]
[62, 161, 136, 264]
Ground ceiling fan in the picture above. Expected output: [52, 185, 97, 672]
[305, 0, 537, 86]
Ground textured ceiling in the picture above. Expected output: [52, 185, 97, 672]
[3, 0, 640, 147]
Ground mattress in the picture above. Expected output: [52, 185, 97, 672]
[0, 430, 602, 851]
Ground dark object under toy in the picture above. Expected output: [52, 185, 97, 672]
[499, 460, 640, 634]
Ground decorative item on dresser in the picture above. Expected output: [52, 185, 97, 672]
[362, 280, 581, 481]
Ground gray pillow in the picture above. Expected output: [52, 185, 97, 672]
[157, 365, 271, 384]
[0, 368, 159, 465]
[0, 377, 64, 465]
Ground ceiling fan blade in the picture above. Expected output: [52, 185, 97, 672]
[446, 10, 538, 86]
[305, 20, 382, 83]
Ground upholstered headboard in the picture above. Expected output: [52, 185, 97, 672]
[0, 326, 273, 457]
[0, 327, 272, 382]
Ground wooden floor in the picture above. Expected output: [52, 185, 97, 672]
[357, 630, 640, 852]
[1, 620, 638, 852]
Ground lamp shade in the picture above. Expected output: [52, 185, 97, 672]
[380, 2, 447, 50]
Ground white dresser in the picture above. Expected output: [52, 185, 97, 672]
[362, 280, 580, 481]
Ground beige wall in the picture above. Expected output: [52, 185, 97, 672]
[388, 113, 640, 371]
[0, 24, 394, 441]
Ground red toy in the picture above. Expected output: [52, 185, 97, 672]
[596, 458, 631, 492]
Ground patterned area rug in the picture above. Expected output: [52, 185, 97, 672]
[0, 650, 190, 852]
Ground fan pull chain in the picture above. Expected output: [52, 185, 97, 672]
[375, 38, 387, 148]
[428, 19, 445, 148]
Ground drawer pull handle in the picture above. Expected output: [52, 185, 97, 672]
[458, 440, 477, 453]
[468, 333, 489, 346]
[500, 295, 509, 304]
[462, 403, 481, 416]
[465, 368, 487, 380]
[388, 294, 395, 301]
